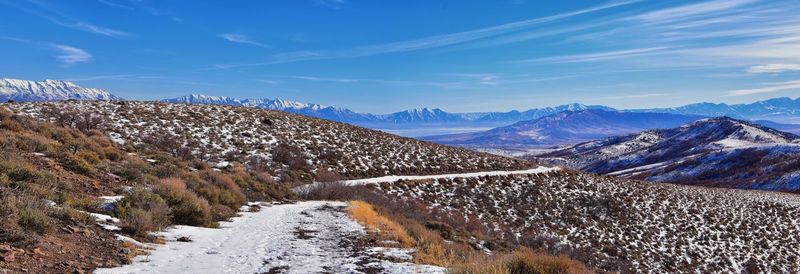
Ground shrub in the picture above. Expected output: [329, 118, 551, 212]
[53, 207, 96, 226]
[0, 158, 41, 182]
[120, 208, 157, 237]
[63, 195, 103, 213]
[104, 147, 122, 161]
[315, 169, 341, 182]
[0, 118, 23, 132]
[211, 204, 237, 221]
[76, 149, 101, 164]
[116, 188, 171, 233]
[59, 152, 95, 176]
[17, 207, 54, 234]
[154, 178, 213, 227]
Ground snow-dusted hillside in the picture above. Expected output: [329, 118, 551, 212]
[6, 101, 530, 181]
[375, 170, 800, 273]
[0, 78, 118, 102]
[538, 117, 800, 191]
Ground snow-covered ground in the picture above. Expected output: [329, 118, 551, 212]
[96, 201, 444, 274]
[338, 166, 559, 185]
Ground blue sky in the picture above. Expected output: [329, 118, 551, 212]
[1, 0, 799, 113]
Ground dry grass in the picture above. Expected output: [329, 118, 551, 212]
[347, 200, 414, 247]
[452, 248, 594, 274]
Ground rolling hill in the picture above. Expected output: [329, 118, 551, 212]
[536, 117, 800, 191]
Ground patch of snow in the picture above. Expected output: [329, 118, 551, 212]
[96, 201, 444, 274]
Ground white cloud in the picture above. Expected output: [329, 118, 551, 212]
[724, 80, 800, 96]
[51, 44, 92, 65]
[219, 33, 268, 48]
[747, 64, 800, 74]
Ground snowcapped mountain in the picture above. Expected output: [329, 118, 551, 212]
[537, 117, 800, 191]
[162, 94, 379, 123]
[472, 103, 614, 123]
[162, 94, 243, 105]
[421, 109, 705, 149]
[377, 108, 467, 123]
[0, 78, 118, 102]
[634, 97, 800, 123]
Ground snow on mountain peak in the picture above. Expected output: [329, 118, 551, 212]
[0, 78, 118, 101]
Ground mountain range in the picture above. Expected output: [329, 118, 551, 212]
[536, 117, 800, 191]
[421, 109, 707, 149]
[631, 97, 800, 123]
[0, 78, 118, 102]
[162, 94, 613, 127]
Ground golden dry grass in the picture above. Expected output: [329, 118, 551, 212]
[347, 200, 414, 247]
[451, 248, 594, 274]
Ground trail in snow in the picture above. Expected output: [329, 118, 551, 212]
[339, 166, 560, 185]
[96, 201, 444, 274]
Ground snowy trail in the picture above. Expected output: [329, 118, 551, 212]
[338, 166, 559, 185]
[96, 201, 443, 274]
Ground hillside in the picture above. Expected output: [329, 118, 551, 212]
[366, 170, 800, 273]
[0, 105, 463, 273]
[7, 101, 530, 183]
[422, 109, 704, 149]
[0, 105, 300, 272]
[0, 79, 118, 102]
[537, 117, 800, 191]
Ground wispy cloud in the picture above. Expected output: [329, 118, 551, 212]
[2, 0, 132, 37]
[63, 74, 162, 81]
[96, 0, 133, 10]
[219, 33, 268, 48]
[313, 0, 345, 9]
[51, 44, 92, 66]
[631, 0, 756, 23]
[74, 22, 132, 37]
[258, 79, 283, 84]
[596, 93, 670, 100]
[287, 75, 360, 83]
[725, 80, 800, 96]
[514, 47, 671, 63]
[747, 64, 800, 74]
[217, 0, 639, 68]
[444, 73, 500, 84]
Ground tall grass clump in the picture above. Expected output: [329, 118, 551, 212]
[348, 200, 414, 247]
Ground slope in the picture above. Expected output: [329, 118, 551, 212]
[537, 117, 800, 191]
